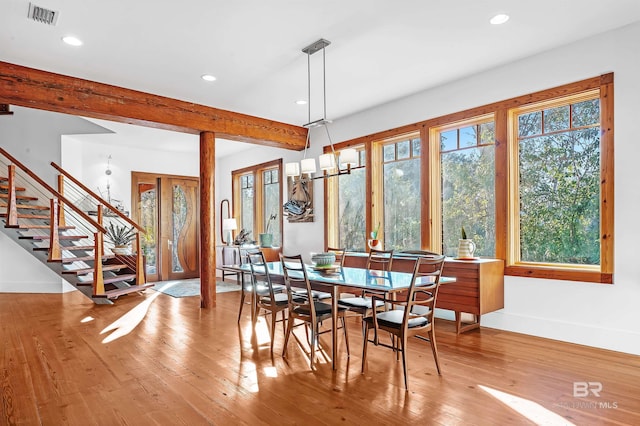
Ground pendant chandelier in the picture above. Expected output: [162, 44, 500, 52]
[285, 38, 358, 180]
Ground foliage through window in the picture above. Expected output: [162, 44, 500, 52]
[515, 95, 600, 265]
[438, 119, 496, 257]
[336, 149, 366, 251]
[381, 136, 421, 251]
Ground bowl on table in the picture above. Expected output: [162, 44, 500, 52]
[310, 252, 336, 268]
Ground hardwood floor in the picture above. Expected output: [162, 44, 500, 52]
[1, 287, 639, 425]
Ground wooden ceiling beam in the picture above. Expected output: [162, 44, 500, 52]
[0, 61, 306, 150]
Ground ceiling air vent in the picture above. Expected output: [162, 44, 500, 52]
[27, 3, 59, 26]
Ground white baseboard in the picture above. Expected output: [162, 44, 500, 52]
[0, 280, 76, 294]
[480, 311, 640, 356]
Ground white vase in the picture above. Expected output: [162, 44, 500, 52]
[457, 239, 476, 259]
[112, 246, 131, 255]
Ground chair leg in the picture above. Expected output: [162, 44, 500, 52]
[310, 323, 317, 369]
[361, 321, 369, 373]
[428, 329, 442, 375]
[341, 316, 350, 357]
[237, 292, 245, 323]
[400, 335, 409, 391]
[269, 310, 277, 358]
[282, 315, 294, 358]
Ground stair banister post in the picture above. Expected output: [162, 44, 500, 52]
[135, 232, 146, 285]
[56, 175, 66, 227]
[93, 231, 105, 296]
[97, 204, 104, 255]
[48, 198, 61, 262]
[6, 165, 18, 226]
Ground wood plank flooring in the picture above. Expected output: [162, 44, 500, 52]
[1, 287, 639, 425]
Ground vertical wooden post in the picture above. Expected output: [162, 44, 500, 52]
[97, 204, 104, 255]
[57, 175, 66, 227]
[48, 198, 61, 261]
[93, 231, 105, 296]
[6, 165, 18, 227]
[135, 232, 146, 285]
[200, 131, 216, 308]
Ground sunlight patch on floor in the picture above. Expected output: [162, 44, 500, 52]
[479, 385, 575, 426]
[100, 289, 162, 343]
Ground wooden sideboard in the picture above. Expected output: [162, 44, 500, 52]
[216, 245, 282, 281]
[343, 254, 504, 333]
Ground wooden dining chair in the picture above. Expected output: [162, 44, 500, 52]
[238, 247, 285, 324]
[361, 254, 446, 390]
[246, 249, 289, 357]
[338, 248, 394, 333]
[326, 247, 346, 267]
[366, 248, 394, 271]
[280, 254, 350, 369]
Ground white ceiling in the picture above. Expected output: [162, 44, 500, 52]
[3, 0, 640, 153]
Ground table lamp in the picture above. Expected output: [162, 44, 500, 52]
[222, 218, 238, 246]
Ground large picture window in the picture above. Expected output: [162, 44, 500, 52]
[324, 74, 613, 283]
[512, 93, 601, 266]
[435, 117, 496, 257]
[379, 136, 421, 251]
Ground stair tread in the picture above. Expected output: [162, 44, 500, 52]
[20, 235, 88, 240]
[0, 193, 39, 201]
[16, 224, 75, 230]
[33, 244, 94, 252]
[0, 213, 50, 219]
[0, 184, 26, 191]
[77, 274, 137, 286]
[93, 283, 154, 299]
[62, 264, 127, 275]
[59, 254, 115, 263]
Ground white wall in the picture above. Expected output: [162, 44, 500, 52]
[61, 137, 199, 214]
[217, 22, 640, 355]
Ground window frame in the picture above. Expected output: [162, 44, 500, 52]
[324, 74, 614, 283]
[232, 159, 283, 246]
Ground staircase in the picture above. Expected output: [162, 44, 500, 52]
[0, 147, 152, 304]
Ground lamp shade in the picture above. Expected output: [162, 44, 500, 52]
[319, 153, 336, 171]
[222, 218, 238, 231]
[340, 148, 358, 167]
[285, 162, 300, 177]
[301, 158, 317, 175]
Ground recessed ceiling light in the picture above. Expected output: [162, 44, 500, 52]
[295, 100, 307, 105]
[201, 74, 216, 82]
[62, 36, 83, 46]
[490, 13, 509, 25]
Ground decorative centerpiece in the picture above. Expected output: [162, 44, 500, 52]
[311, 252, 336, 267]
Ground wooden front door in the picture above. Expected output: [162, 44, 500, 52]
[132, 172, 200, 282]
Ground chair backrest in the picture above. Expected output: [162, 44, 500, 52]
[366, 248, 394, 271]
[402, 254, 446, 330]
[326, 247, 346, 267]
[279, 254, 316, 320]
[245, 248, 278, 299]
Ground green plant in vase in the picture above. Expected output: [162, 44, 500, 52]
[260, 213, 277, 247]
[105, 222, 136, 255]
[368, 222, 381, 250]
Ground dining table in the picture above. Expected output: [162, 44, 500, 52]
[231, 261, 455, 370]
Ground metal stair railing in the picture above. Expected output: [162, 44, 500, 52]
[0, 147, 111, 297]
[50, 161, 146, 286]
